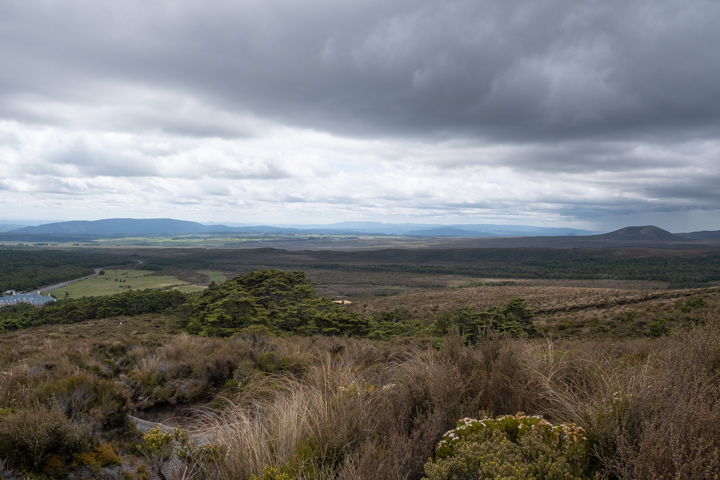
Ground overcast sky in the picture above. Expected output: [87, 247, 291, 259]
[1, 0, 719, 232]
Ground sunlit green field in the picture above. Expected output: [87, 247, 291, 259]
[49, 269, 206, 299]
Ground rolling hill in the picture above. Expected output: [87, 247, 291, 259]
[10, 218, 215, 235]
[593, 225, 686, 242]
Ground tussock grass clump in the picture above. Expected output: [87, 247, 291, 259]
[191, 324, 720, 480]
[522, 324, 720, 480]
[200, 354, 380, 480]
[195, 333, 541, 480]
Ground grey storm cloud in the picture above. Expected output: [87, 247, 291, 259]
[2, 0, 719, 142]
[2, 0, 720, 231]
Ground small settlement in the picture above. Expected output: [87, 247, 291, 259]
[0, 290, 57, 308]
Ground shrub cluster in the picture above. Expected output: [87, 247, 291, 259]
[182, 269, 537, 342]
[426, 412, 587, 479]
[0, 405, 93, 474]
[3, 318, 720, 479]
[430, 297, 536, 342]
[185, 270, 372, 337]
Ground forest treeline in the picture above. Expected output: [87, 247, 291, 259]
[132, 248, 720, 288]
[0, 249, 132, 292]
[5, 247, 720, 291]
[309, 254, 720, 288]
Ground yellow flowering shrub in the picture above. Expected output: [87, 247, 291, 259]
[249, 465, 293, 480]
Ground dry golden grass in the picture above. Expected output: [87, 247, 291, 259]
[198, 356, 377, 480]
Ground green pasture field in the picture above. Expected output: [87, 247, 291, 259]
[49, 269, 206, 299]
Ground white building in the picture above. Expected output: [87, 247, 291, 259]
[0, 291, 57, 308]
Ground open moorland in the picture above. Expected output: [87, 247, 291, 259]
[1, 242, 720, 479]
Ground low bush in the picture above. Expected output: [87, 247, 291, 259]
[249, 465, 293, 480]
[429, 298, 536, 342]
[36, 372, 132, 429]
[0, 405, 93, 473]
[425, 413, 587, 479]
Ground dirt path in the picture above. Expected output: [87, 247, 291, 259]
[128, 414, 210, 446]
[128, 415, 176, 434]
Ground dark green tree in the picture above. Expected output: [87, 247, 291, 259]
[185, 270, 370, 338]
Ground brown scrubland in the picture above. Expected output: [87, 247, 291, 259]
[2, 244, 720, 479]
[1, 294, 720, 479]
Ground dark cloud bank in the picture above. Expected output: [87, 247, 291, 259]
[1, 0, 719, 230]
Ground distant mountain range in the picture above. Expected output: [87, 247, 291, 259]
[277, 221, 594, 237]
[405, 226, 497, 237]
[4, 219, 720, 246]
[677, 230, 720, 239]
[7, 219, 308, 236]
[10, 219, 212, 235]
[7, 218, 594, 237]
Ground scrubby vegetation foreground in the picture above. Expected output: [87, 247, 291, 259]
[1, 270, 720, 479]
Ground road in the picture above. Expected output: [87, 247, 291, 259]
[38, 268, 104, 294]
